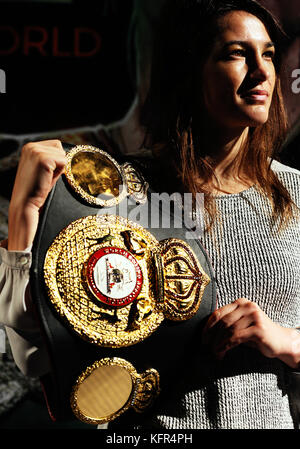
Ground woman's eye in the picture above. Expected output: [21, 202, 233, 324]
[263, 51, 275, 60]
[229, 49, 246, 58]
[226, 49, 275, 60]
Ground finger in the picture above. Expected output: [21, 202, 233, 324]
[216, 325, 262, 359]
[202, 298, 250, 342]
[30, 139, 64, 150]
[29, 152, 67, 186]
[202, 301, 238, 335]
[211, 300, 262, 354]
[214, 315, 255, 354]
[206, 308, 253, 350]
[21, 141, 66, 165]
[21, 150, 67, 207]
[50, 162, 67, 189]
[210, 307, 253, 352]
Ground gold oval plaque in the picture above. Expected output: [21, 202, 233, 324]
[71, 150, 122, 198]
[65, 145, 127, 207]
[64, 145, 148, 207]
[70, 358, 160, 425]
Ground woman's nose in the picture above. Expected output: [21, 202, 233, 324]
[249, 55, 271, 82]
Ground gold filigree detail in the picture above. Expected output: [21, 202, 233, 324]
[159, 239, 211, 321]
[122, 162, 148, 204]
[133, 369, 161, 413]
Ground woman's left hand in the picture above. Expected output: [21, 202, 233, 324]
[202, 298, 300, 369]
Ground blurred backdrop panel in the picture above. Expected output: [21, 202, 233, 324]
[0, 0, 135, 133]
[259, 0, 300, 169]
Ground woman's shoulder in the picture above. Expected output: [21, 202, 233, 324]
[271, 159, 300, 205]
[271, 159, 300, 177]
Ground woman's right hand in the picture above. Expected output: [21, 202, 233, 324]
[8, 140, 67, 251]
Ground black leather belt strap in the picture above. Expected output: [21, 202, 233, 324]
[30, 143, 217, 423]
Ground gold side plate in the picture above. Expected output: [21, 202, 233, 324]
[70, 357, 160, 425]
[64, 145, 148, 207]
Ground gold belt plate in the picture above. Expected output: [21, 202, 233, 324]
[44, 214, 210, 347]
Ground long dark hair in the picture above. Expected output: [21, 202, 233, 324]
[140, 0, 296, 231]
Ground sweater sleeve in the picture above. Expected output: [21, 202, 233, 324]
[0, 239, 51, 377]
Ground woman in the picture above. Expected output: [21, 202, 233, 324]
[137, 0, 300, 429]
[1, 0, 300, 429]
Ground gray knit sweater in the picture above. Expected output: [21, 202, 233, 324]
[143, 160, 300, 430]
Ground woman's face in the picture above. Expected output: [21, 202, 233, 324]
[201, 10, 276, 131]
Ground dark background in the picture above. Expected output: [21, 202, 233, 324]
[0, 0, 136, 205]
[0, 0, 135, 133]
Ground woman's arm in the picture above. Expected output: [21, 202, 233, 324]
[0, 239, 51, 376]
[8, 140, 67, 251]
[0, 139, 67, 376]
[202, 297, 300, 369]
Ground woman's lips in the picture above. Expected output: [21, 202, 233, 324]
[241, 90, 269, 102]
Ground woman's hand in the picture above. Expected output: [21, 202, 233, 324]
[8, 140, 67, 251]
[202, 297, 300, 369]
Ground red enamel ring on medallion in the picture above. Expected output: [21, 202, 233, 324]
[86, 247, 143, 307]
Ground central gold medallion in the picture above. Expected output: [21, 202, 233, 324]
[44, 215, 164, 347]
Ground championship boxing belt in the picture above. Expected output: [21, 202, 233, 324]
[30, 143, 216, 426]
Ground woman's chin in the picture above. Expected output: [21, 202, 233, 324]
[242, 106, 270, 127]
